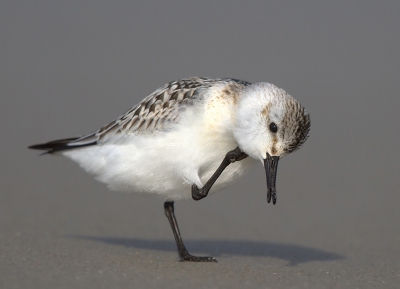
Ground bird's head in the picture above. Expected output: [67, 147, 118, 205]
[233, 83, 310, 204]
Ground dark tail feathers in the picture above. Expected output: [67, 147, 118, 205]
[28, 137, 95, 154]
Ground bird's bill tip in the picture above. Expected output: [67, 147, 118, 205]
[263, 153, 279, 205]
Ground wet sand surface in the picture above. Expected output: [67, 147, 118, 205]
[1, 2, 399, 288]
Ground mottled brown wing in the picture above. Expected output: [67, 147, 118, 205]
[68, 77, 250, 147]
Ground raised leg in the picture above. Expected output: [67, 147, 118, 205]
[164, 201, 217, 262]
[192, 146, 248, 201]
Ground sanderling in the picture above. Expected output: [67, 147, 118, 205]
[29, 77, 310, 262]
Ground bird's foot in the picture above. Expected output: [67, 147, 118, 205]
[179, 252, 217, 262]
[191, 184, 207, 201]
[226, 147, 248, 163]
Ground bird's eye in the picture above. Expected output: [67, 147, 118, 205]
[269, 122, 278, 133]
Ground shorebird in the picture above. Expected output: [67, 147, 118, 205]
[29, 77, 310, 262]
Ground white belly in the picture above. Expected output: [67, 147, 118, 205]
[63, 131, 257, 201]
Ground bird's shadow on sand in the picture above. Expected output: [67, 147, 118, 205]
[70, 235, 343, 266]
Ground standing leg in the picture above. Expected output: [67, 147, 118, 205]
[164, 201, 217, 262]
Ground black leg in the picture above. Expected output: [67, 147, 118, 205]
[192, 146, 248, 201]
[164, 201, 217, 262]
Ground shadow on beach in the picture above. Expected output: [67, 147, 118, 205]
[71, 235, 343, 266]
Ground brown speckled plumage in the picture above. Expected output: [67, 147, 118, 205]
[281, 100, 310, 153]
[91, 77, 250, 139]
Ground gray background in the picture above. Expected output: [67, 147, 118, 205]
[1, 1, 399, 288]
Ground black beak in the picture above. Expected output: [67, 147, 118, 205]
[264, 153, 280, 205]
